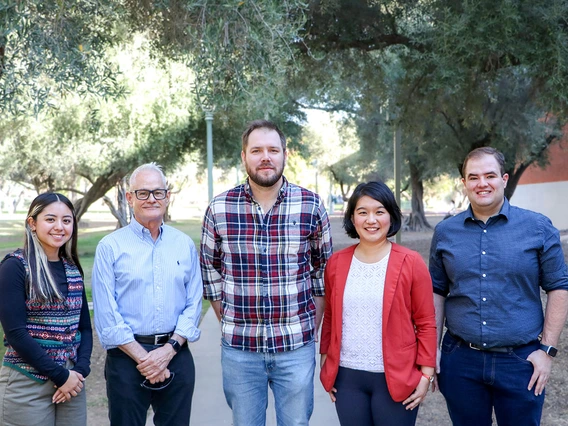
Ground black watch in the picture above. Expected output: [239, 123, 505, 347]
[167, 338, 181, 353]
[539, 344, 558, 358]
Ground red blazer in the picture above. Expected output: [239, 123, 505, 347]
[320, 243, 437, 402]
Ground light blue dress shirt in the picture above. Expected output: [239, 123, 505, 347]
[92, 219, 202, 350]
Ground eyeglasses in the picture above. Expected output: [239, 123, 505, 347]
[140, 372, 175, 391]
[131, 189, 168, 200]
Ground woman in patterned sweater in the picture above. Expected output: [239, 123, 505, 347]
[0, 193, 92, 426]
[320, 182, 437, 426]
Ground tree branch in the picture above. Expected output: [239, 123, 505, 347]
[294, 100, 357, 114]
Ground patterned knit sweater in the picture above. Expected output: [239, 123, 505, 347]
[2, 250, 83, 383]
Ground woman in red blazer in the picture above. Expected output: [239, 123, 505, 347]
[320, 181, 437, 426]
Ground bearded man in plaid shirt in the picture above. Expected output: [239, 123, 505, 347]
[200, 119, 333, 426]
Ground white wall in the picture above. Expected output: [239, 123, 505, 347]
[512, 181, 568, 231]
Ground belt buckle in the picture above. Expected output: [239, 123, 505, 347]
[469, 343, 481, 351]
[154, 333, 168, 345]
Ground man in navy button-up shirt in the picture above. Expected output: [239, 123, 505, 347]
[430, 147, 568, 426]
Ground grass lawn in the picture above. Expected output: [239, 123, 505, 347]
[0, 217, 209, 359]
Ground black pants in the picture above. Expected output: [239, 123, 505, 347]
[105, 343, 195, 426]
[334, 367, 418, 426]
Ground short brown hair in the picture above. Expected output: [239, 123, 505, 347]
[241, 119, 286, 151]
[461, 147, 505, 178]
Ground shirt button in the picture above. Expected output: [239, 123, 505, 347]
[482, 298, 487, 301]
[482, 273, 486, 278]
[482, 343, 487, 347]
[483, 230, 487, 233]
[482, 251, 486, 255]
[482, 321, 487, 325]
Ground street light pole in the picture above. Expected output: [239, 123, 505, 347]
[311, 160, 319, 194]
[394, 125, 402, 245]
[205, 111, 214, 202]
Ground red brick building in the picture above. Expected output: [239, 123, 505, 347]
[513, 139, 568, 230]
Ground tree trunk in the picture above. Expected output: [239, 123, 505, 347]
[404, 161, 431, 231]
[504, 162, 531, 200]
[102, 196, 128, 228]
[74, 170, 125, 222]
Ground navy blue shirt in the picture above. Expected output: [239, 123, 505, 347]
[430, 198, 568, 348]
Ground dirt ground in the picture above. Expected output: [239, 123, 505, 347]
[85, 215, 568, 425]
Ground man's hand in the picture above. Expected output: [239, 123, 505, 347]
[527, 349, 552, 396]
[137, 345, 175, 382]
[431, 348, 442, 392]
[151, 368, 171, 384]
[320, 353, 327, 369]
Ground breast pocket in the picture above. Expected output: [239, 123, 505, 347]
[277, 218, 312, 258]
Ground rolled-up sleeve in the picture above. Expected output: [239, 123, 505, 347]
[92, 241, 135, 349]
[429, 228, 450, 297]
[175, 242, 202, 342]
[410, 253, 437, 368]
[539, 216, 568, 292]
[200, 205, 224, 301]
[309, 199, 333, 297]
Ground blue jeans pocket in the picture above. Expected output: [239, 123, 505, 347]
[510, 346, 537, 366]
[441, 332, 460, 355]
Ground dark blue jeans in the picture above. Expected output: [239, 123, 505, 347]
[438, 333, 544, 426]
[105, 343, 195, 426]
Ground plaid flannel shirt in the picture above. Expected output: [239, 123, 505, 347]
[200, 177, 333, 352]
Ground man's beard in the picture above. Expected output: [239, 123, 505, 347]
[247, 163, 284, 187]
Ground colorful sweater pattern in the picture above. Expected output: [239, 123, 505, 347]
[2, 250, 83, 382]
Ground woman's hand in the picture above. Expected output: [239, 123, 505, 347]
[319, 354, 337, 402]
[53, 370, 85, 404]
[402, 375, 430, 410]
[328, 387, 337, 402]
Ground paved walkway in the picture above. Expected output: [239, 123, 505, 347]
[186, 308, 340, 426]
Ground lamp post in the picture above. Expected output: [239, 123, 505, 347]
[393, 124, 402, 245]
[388, 103, 402, 245]
[311, 160, 319, 194]
[205, 111, 214, 202]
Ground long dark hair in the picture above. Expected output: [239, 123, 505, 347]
[24, 193, 83, 301]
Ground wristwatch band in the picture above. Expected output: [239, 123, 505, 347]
[168, 338, 181, 353]
[539, 344, 558, 358]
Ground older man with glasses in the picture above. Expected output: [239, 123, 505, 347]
[92, 163, 202, 426]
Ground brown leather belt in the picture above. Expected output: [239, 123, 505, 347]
[449, 331, 535, 353]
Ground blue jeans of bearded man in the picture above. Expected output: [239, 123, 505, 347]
[221, 339, 315, 426]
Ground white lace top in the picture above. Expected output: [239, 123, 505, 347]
[339, 253, 389, 372]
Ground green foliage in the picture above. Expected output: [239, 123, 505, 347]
[2, 0, 567, 217]
[126, 0, 310, 111]
[1, 32, 203, 217]
[293, 0, 568, 203]
[0, 0, 126, 115]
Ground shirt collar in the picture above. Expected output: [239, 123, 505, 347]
[464, 197, 510, 223]
[129, 217, 164, 240]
